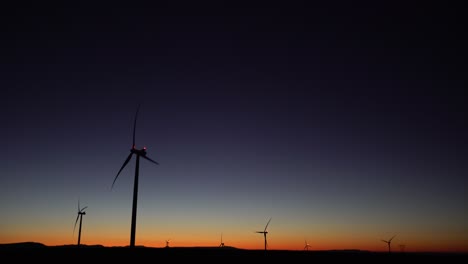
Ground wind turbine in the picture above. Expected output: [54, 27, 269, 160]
[255, 217, 272, 251]
[165, 239, 171, 248]
[111, 105, 159, 248]
[381, 235, 396, 253]
[304, 239, 311, 251]
[399, 244, 406, 252]
[219, 233, 225, 247]
[73, 200, 87, 247]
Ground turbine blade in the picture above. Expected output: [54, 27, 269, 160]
[142, 155, 159, 165]
[389, 235, 396, 242]
[112, 153, 134, 189]
[264, 217, 272, 232]
[80, 206, 88, 212]
[133, 105, 140, 147]
[73, 214, 79, 234]
[77, 199, 80, 212]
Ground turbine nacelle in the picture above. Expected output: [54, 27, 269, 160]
[131, 146, 148, 156]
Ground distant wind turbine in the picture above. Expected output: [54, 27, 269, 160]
[165, 239, 171, 248]
[111, 105, 159, 248]
[219, 233, 225, 247]
[304, 239, 311, 251]
[399, 244, 406, 252]
[73, 200, 87, 246]
[255, 217, 272, 251]
[381, 235, 396, 253]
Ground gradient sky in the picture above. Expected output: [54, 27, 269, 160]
[2, 2, 467, 252]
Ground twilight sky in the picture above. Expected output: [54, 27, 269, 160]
[2, 2, 467, 252]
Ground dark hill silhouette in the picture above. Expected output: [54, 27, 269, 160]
[0, 242, 46, 248]
[1, 242, 466, 261]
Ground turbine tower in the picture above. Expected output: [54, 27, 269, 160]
[255, 217, 272, 251]
[381, 235, 396, 253]
[73, 200, 87, 247]
[111, 105, 159, 248]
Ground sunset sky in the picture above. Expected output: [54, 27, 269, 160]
[2, 2, 467, 252]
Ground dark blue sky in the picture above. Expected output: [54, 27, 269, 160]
[2, 2, 467, 251]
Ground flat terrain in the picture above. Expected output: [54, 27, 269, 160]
[1, 242, 466, 261]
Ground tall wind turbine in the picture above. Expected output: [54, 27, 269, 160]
[73, 200, 87, 246]
[381, 235, 396, 253]
[111, 105, 159, 248]
[255, 217, 272, 251]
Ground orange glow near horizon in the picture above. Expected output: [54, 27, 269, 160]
[2, 210, 467, 253]
[2, 231, 467, 253]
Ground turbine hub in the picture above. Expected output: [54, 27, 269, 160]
[131, 147, 147, 155]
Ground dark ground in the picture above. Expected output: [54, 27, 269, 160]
[1, 242, 467, 262]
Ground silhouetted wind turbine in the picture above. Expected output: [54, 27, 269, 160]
[255, 217, 272, 251]
[165, 239, 171, 248]
[219, 233, 225, 247]
[73, 200, 87, 247]
[304, 239, 311, 251]
[111, 105, 159, 248]
[381, 235, 396, 253]
[399, 244, 406, 252]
